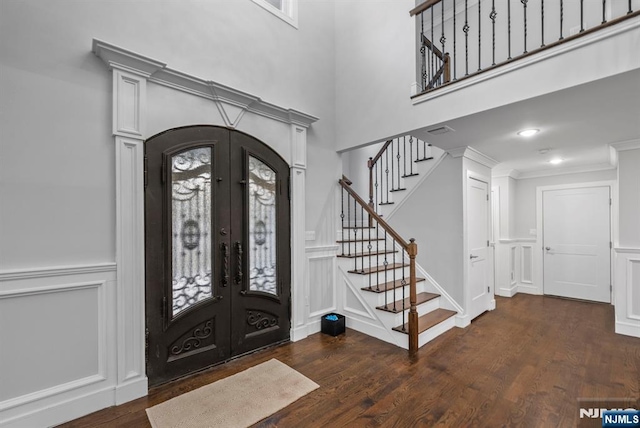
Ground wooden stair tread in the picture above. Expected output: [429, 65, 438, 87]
[347, 263, 405, 275]
[337, 250, 397, 258]
[336, 238, 385, 243]
[361, 277, 425, 293]
[389, 188, 406, 192]
[376, 292, 440, 313]
[414, 156, 434, 163]
[343, 226, 376, 229]
[401, 173, 419, 178]
[392, 308, 457, 334]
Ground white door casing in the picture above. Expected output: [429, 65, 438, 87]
[542, 186, 611, 303]
[467, 177, 492, 320]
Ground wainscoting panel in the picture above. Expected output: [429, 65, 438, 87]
[0, 264, 116, 427]
[614, 248, 640, 338]
[307, 252, 337, 318]
[521, 245, 533, 284]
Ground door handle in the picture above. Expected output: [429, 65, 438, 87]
[221, 243, 229, 287]
[545, 247, 552, 251]
[470, 254, 479, 259]
[234, 241, 243, 285]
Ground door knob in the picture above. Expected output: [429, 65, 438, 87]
[545, 247, 551, 251]
[470, 254, 479, 259]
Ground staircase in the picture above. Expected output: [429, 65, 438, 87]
[337, 169, 458, 353]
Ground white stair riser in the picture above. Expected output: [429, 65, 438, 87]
[389, 315, 456, 350]
[375, 296, 441, 327]
[360, 282, 427, 307]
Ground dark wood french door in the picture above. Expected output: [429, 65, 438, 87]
[145, 125, 291, 387]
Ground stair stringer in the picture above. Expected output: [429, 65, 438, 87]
[378, 146, 447, 219]
[336, 262, 409, 349]
[390, 239, 464, 316]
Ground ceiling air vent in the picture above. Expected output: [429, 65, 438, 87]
[426, 125, 454, 135]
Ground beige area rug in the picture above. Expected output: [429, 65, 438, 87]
[146, 359, 319, 428]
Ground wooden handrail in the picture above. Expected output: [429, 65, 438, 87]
[368, 140, 392, 168]
[421, 35, 445, 61]
[410, 0, 444, 17]
[339, 178, 410, 250]
[339, 177, 419, 355]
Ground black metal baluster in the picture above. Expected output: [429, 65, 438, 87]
[391, 140, 395, 191]
[353, 196, 357, 272]
[409, 137, 414, 175]
[522, 0, 528, 54]
[403, 136, 407, 177]
[628, 0, 633, 15]
[602, 0, 607, 24]
[385, 149, 389, 203]
[464, 0, 469, 75]
[402, 249, 406, 328]
[559, 0, 564, 41]
[396, 140, 401, 190]
[384, 229, 388, 309]
[478, 0, 482, 71]
[453, 0, 457, 80]
[580, 0, 584, 32]
[347, 190, 351, 256]
[541, 0, 545, 47]
[392, 239, 397, 312]
[441, 1, 446, 86]
[491, 0, 497, 65]
[375, 220, 380, 292]
[431, 7, 435, 88]
[340, 187, 345, 256]
[368, 214, 372, 290]
[374, 164, 378, 213]
[508, 0, 512, 59]
[421, 13, 427, 90]
[361, 204, 365, 273]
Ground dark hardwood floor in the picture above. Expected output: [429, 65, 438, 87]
[59, 295, 639, 427]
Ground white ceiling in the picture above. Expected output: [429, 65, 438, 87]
[413, 68, 640, 177]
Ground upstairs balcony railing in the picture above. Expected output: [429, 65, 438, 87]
[411, 0, 640, 95]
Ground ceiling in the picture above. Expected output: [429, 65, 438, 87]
[413, 68, 640, 177]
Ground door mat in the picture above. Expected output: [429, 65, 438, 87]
[146, 359, 319, 428]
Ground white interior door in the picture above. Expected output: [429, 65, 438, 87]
[468, 177, 491, 320]
[543, 186, 611, 303]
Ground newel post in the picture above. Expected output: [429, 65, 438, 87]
[408, 238, 419, 356]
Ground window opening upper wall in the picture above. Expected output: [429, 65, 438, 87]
[252, 0, 299, 28]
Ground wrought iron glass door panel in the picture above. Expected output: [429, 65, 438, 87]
[145, 126, 290, 387]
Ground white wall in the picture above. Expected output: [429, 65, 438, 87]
[390, 154, 464, 306]
[618, 148, 640, 248]
[513, 169, 617, 238]
[334, 0, 640, 151]
[614, 147, 640, 338]
[0, 1, 339, 426]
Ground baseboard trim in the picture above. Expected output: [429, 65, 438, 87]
[498, 284, 518, 297]
[518, 284, 541, 295]
[490, 299, 496, 310]
[114, 377, 148, 406]
[615, 321, 640, 338]
[455, 313, 471, 328]
[0, 386, 115, 428]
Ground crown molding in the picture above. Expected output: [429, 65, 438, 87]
[515, 162, 616, 179]
[610, 138, 640, 152]
[447, 146, 499, 168]
[92, 38, 318, 128]
[492, 169, 521, 179]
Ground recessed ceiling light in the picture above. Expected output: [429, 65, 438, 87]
[549, 158, 563, 165]
[518, 129, 540, 137]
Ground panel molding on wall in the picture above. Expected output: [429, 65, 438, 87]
[299, 245, 339, 338]
[0, 264, 115, 426]
[614, 248, 640, 338]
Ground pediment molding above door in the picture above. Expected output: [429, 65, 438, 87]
[92, 39, 318, 130]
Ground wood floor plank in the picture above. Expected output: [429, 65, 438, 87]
[57, 295, 640, 428]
